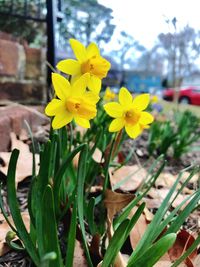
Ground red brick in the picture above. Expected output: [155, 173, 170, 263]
[0, 116, 12, 151]
[25, 47, 42, 79]
[0, 82, 46, 103]
[0, 106, 49, 151]
[0, 39, 19, 76]
[0, 31, 19, 42]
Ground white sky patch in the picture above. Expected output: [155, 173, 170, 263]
[98, 0, 200, 49]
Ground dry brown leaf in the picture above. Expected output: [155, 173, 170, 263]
[74, 125, 87, 137]
[147, 188, 169, 200]
[104, 189, 134, 220]
[155, 171, 195, 194]
[0, 132, 39, 185]
[159, 251, 172, 262]
[97, 253, 128, 267]
[129, 207, 148, 249]
[146, 188, 189, 209]
[144, 197, 162, 209]
[143, 207, 154, 222]
[73, 240, 88, 267]
[168, 229, 197, 265]
[89, 185, 103, 193]
[106, 219, 127, 267]
[194, 254, 200, 267]
[19, 129, 29, 141]
[0, 241, 10, 257]
[89, 234, 102, 263]
[154, 261, 187, 267]
[0, 212, 30, 256]
[155, 172, 179, 189]
[92, 147, 103, 163]
[73, 147, 103, 168]
[180, 171, 199, 184]
[110, 165, 147, 192]
[103, 190, 134, 267]
[73, 152, 80, 168]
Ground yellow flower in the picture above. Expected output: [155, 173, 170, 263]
[103, 87, 116, 102]
[104, 87, 154, 139]
[151, 95, 159, 103]
[45, 73, 99, 129]
[56, 39, 111, 94]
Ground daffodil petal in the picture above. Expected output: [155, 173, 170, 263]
[139, 112, 154, 125]
[71, 73, 90, 97]
[69, 39, 87, 63]
[84, 91, 100, 104]
[86, 42, 100, 58]
[74, 117, 90, 128]
[56, 59, 81, 75]
[132, 94, 150, 111]
[125, 124, 142, 139]
[52, 73, 71, 100]
[45, 99, 65, 116]
[109, 118, 125, 132]
[52, 111, 73, 129]
[71, 74, 82, 85]
[119, 87, 133, 107]
[104, 102, 123, 118]
[88, 75, 101, 94]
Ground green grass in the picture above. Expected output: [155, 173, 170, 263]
[161, 100, 200, 118]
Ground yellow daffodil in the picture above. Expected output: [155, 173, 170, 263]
[45, 73, 99, 129]
[104, 87, 154, 139]
[56, 39, 111, 94]
[151, 95, 159, 103]
[103, 87, 116, 102]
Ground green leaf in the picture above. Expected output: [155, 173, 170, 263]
[128, 171, 181, 263]
[87, 197, 96, 235]
[77, 144, 93, 267]
[127, 233, 176, 267]
[53, 143, 85, 213]
[102, 203, 145, 267]
[41, 185, 63, 267]
[65, 195, 77, 267]
[166, 189, 200, 235]
[41, 252, 57, 267]
[7, 149, 40, 266]
[101, 219, 129, 267]
[35, 141, 52, 257]
[114, 159, 165, 227]
[24, 120, 37, 177]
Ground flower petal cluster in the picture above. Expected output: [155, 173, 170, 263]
[45, 73, 99, 129]
[104, 87, 154, 139]
[151, 95, 159, 103]
[56, 39, 111, 94]
[103, 87, 116, 102]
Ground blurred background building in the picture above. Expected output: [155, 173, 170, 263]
[0, 0, 200, 104]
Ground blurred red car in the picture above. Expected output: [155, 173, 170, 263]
[163, 86, 200, 105]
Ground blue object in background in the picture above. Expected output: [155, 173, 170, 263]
[125, 72, 162, 93]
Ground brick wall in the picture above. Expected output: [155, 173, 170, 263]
[0, 105, 49, 151]
[0, 32, 47, 104]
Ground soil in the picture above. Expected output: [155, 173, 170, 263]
[122, 130, 200, 174]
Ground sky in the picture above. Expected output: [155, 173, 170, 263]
[98, 0, 200, 49]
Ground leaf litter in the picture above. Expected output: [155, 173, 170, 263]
[0, 131, 199, 266]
